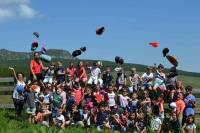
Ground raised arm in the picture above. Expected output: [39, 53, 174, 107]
[8, 67, 17, 82]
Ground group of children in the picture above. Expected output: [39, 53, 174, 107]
[9, 55, 197, 133]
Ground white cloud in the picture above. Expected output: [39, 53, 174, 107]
[0, 0, 39, 21]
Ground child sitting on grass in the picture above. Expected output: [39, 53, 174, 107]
[53, 109, 65, 129]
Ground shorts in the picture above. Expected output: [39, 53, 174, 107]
[43, 77, 53, 84]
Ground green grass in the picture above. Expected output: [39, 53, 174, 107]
[0, 109, 199, 133]
[0, 109, 111, 133]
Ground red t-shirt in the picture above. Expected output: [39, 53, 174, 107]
[66, 67, 76, 77]
[31, 60, 42, 74]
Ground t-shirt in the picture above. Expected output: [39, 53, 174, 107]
[129, 74, 140, 86]
[90, 67, 101, 79]
[73, 88, 83, 105]
[155, 71, 166, 85]
[66, 67, 76, 77]
[52, 93, 63, 109]
[130, 99, 139, 112]
[56, 114, 65, 123]
[31, 60, 42, 74]
[107, 92, 116, 107]
[12, 80, 25, 100]
[185, 124, 196, 132]
[141, 72, 153, 85]
[116, 73, 126, 85]
[151, 116, 162, 131]
[176, 99, 185, 115]
[184, 95, 196, 116]
[44, 69, 54, 78]
[24, 91, 36, 108]
[118, 94, 130, 108]
[102, 73, 113, 86]
[55, 67, 65, 81]
[170, 119, 180, 133]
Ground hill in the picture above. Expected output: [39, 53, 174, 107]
[0, 49, 200, 78]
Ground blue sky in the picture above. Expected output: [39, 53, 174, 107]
[0, 0, 199, 72]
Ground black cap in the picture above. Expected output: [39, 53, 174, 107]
[72, 50, 82, 57]
[96, 26, 105, 35]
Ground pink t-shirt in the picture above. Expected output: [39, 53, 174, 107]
[73, 88, 83, 105]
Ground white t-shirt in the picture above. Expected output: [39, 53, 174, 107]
[186, 124, 196, 132]
[13, 80, 25, 100]
[118, 94, 130, 108]
[129, 74, 140, 86]
[142, 72, 153, 85]
[151, 116, 162, 131]
[90, 67, 101, 79]
[56, 114, 65, 123]
[108, 92, 116, 107]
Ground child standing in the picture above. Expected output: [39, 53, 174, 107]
[129, 67, 140, 92]
[182, 115, 196, 133]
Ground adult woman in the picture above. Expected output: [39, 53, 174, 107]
[30, 52, 48, 82]
[9, 67, 25, 118]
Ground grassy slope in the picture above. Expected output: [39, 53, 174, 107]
[0, 109, 199, 133]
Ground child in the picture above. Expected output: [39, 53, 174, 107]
[77, 61, 87, 84]
[169, 113, 181, 133]
[129, 67, 140, 92]
[151, 105, 162, 133]
[135, 113, 146, 133]
[66, 62, 76, 78]
[184, 86, 196, 117]
[53, 109, 65, 129]
[127, 112, 137, 132]
[51, 87, 63, 118]
[8, 67, 25, 118]
[88, 62, 101, 85]
[155, 94, 165, 122]
[153, 64, 166, 91]
[176, 92, 185, 125]
[118, 88, 130, 110]
[102, 67, 113, 88]
[182, 115, 196, 133]
[107, 84, 117, 109]
[141, 90, 152, 115]
[115, 68, 127, 90]
[43, 63, 55, 84]
[72, 81, 84, 107]
[83, 86, 93, 109]
[55, 62, 65, 84]
[93, 84, 105, 106]
[141, 66, 154, 90]
[96, 106, 110, 131]
[129, 92, 139, 113]
[24, 83, 37, 123]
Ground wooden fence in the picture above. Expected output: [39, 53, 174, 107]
[0, 77, 15, 108]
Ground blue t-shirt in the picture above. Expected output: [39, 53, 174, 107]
[184, 95, 196, 116]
